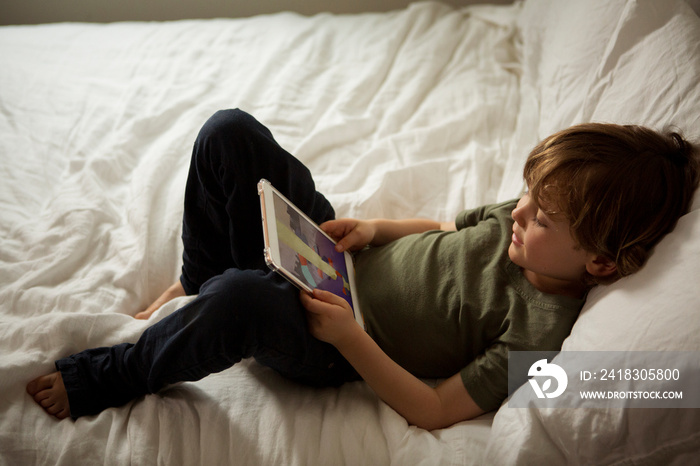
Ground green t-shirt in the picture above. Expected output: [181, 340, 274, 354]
[354, 200, 584, 412]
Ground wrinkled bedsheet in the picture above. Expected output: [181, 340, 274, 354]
[0, 3, 523, 464]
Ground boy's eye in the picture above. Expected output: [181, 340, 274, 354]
[533, 216, 546, 227]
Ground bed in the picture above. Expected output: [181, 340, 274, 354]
[1, 0, 699, 464]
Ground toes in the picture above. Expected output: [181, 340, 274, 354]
[55, 407, 70, 420]
[39, 394, 56, 408]
[45, 401, 63, 415]
[26, 372, 57, 395]
[27, 372, 71, 420]
[42, 396, 71, 419]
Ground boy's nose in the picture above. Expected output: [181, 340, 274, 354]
[511, 198, 528, 227]
[512, 209, 525, 228]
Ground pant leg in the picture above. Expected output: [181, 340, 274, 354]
[56, 110, 356, 419]
[180, 109, 335, 294]
[57, 268, 359, 419]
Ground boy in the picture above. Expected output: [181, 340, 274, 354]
[27, 110, 699, 430]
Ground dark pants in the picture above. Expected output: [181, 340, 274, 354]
[56, 109, 359, 419]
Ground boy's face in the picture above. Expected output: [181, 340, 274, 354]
[508, 193, 593, 297]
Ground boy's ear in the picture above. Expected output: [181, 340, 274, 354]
[586, 255, 617, 277]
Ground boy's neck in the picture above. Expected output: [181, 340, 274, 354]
[522, 269, 588, 299]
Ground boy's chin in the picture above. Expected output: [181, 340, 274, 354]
[507, 243, 522, 266]
[507, 246, 532, 276]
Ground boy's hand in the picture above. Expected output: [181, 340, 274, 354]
[300, 289, 360, 348]
[320, 218, 376, 252]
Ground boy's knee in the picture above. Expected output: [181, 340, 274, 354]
[198, 268, 254, 308]
[192, 108, 275, 177]
[197, 109, 266, 144]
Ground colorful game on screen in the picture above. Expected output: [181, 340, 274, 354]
[273, 191, 355, 310]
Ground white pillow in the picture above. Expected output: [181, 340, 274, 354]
[485, 0, 700, 463]
[585, 1, 700, 135]
[516, 0, 626, 136]
[518, 0, 700, 140]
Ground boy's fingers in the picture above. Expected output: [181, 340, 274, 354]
[321, 219, 364, 250]
[312, 289, 349, 307]
[299, 290, 315, 306]
[337, 229, 363, 252]
[320, 220, 339, 235]
[321, 219, 351, 236]
[336, 236, 350, 252]
[300, 289, 344, 309]
[299, 290, 328, 314]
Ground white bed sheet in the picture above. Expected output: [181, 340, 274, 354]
[0, 3, 523, 465]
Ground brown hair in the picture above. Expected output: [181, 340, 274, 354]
[524, 123, 699, 285]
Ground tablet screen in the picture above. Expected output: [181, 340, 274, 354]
[272, 191, 355, 310]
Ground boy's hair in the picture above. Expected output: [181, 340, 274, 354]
[524, 123, 699, 285]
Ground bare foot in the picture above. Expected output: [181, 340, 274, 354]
[134, 280, 186, 319]
[26, 372, 71, 419]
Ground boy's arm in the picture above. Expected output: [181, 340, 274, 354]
[321, 218, 456, 252]
[301, 289, 485, 430]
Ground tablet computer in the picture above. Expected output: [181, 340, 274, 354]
[258, 179, 365, 329]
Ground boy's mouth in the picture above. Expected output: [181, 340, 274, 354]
[511, 228, 524, 246]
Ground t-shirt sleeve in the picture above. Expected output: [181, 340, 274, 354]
[455, 199, 519, 231]
[459, 343, 510, 412]
[455, 206, 489, 230]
